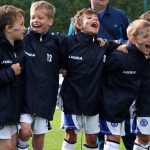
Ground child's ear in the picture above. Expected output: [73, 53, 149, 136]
[48, 18, 54, 26]
[130, 36, 136, 44]
[5, 25, 12, 33]
[75, 23, 83, 30]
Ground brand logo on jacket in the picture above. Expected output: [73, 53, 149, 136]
[69, 55, 82, 60]
[24, 51, 35, 57]
[123, 71, 136, 74]
[1, 60, 12, 64]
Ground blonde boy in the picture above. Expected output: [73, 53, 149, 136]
[99, 19, 150, 150]
[17, 1, 62, 150]
[131, 11, 150, 150]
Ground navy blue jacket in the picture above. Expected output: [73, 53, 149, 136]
[136, 59, 150, 116]
[22, 29, 62, 120]
[0, 33, 24, 125]
[97, 5, 129, 40]
[100, 41, 146, 122]
[60, 32, 118, 116]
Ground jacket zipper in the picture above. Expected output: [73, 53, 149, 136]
[14, 52, 17, 58]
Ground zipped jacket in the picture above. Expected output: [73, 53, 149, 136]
[60, 31, 118, 116]
[101, 41, 146, 122]
[0, 33, 24, 125]
[22, 29, 62, 120]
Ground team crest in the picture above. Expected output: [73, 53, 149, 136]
[111, 123, 118, 127]
[140, 119, 148, 127]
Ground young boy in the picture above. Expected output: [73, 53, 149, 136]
[0, 5, 26, 150]
[131, 11, 150, 150]
[17, 1, 63, 150]
[59, 8, 120, 150]
[99, 19, 150, 150]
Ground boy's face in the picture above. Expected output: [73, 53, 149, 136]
[134, 27, 150, 55]
[9, 15, 26, 41]
[90, 0, 109, 9]
[30, 9, 53, 34]
[80, 14, 100, 36]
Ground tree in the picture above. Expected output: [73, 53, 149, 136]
[0, 0, 149, 33]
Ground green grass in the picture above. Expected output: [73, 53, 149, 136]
[29, 109, 126, 150]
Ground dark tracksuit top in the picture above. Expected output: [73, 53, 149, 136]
[0, 33, 24, 126]
[100, 41, 146, 123]
[22, 29, 62, 121]
[60, 31, 118, 116]
[136, 59, 150, 116]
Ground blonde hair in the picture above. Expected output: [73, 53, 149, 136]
[72, 8, 97, 32]
[127, 19, 150, 39]
[30, 0, 55, 18]
[139, 10, 150, 22]
[0, 5, 24, 31]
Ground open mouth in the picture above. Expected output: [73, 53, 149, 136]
[32, 24, 42, 29]
[91, 22, 99, 28]
[145, 44, 150, 49]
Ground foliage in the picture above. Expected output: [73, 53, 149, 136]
[0, 0, 149, 33]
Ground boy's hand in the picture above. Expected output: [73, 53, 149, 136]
[97, 38, 106, 47]
[60, 69, 67, 77]
[11, 63, 22, 75]
[145, 54, 150, 59]
[117, 44, 128, 53]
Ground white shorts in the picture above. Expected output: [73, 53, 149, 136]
[20, 113, 49, 134]
[131, 117, 150, 135]
[61, 112, 100, 134]
[0, 125, 17, 139]
[100, 119, 125, 136]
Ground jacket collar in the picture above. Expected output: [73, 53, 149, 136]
[75, 31, 97, 43]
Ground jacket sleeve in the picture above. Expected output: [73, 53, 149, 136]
[105, 51, 123, 72]
[58, 34, 69, 69]
[0, 50, 15, 85]
[104, 40, 121, 55]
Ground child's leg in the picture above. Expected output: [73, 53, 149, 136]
[0, 139, 13, 150]
[84, 114, 100, 149]
[32, 134, 45, 150]
[133, 134, 150, 150]
[104, 135, 120, 150]
[133, 117, 150, 150]
[0, 125, 18, 150]
[84, 134, 98, 150]
[61, 113, 80, 150]
[62, 130, 77, 150]
[12, 132, 18, 150]
[18, 114, 33, 150]
[100, 119, 126, 150]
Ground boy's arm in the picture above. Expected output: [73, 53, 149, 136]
[105, 51, 123, 72]
[58, 34, 68, 70]
[0, 46, 22, 85]
[0, 63, 16, 85]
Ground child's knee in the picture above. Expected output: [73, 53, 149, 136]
[19, 125, 32, 141]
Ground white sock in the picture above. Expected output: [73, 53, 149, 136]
[61, 140, 75, 150]
[104, 141, 119, 150]
[17, 139, 29, 150]
[133, 142, 150, 150]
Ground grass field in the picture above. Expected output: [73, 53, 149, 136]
[29, 109, 126, 150]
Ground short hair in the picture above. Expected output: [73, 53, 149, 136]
[0, 5, 24, 32]
[139, 10, 150, 22]
[30, 0, 55, 18]
[127, 19, 150, 39]
[72, 8, 97, 32]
